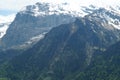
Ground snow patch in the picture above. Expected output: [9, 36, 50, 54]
[0, 24, 9, 38]
[0, 14, 16, 38]
[26, 33, 46, 44]
[0, 14, 15, 24]
[16, 33, 46, 49]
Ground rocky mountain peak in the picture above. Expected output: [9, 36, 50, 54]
[86, 7, 120, 30]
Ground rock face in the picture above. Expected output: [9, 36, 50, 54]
[1, 2, 75, 48]
[3, 18, 120, 80]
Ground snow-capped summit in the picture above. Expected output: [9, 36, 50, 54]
[20, 2, 102, 17]
[85, 7, 120, 30]
[19, 1, 120, 30]
[19, 0, 120, 17]
[20, 2, 84, 17]
[1, 2, 76, 48]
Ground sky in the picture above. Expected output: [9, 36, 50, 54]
[0, 0, 120, 16]
[0, 0, 39, 15]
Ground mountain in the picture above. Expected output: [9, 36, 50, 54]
[0, 49, 23, 64]
[85, 7, 120, 29]
[1, 2, 76, 48]
[73, 41, 120, 80]
[1, 2, 120, 49]
[0, 1, 120, 80]
[1, 17, 120, 80]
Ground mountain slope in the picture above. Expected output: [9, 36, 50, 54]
[1, 2, 120, 49]
[73, 41, 120, 80]
[1, 2, 75, 48]
[1, 18, 120, 80]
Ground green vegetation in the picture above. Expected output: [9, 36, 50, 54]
[0, 78, 9, 80]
